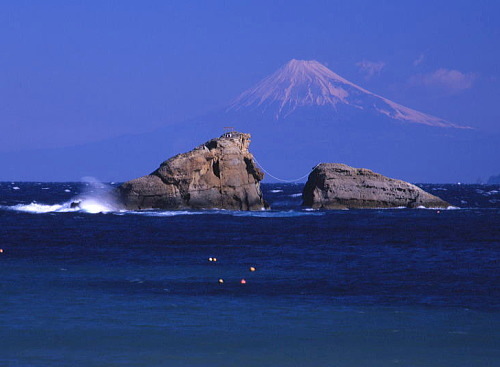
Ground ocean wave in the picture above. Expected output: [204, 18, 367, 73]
[115, 209, 324, 218]
[2, 180, 122, 214]
[289, 193, 302, 197]
[6, 202, 67, 213]
[416, 205, 460, 210]
[1, 202, 324, 218]
[231, 210, 324, 217]
[1, 200, 463, 215]
[2, 198, 118, 214]
[270, 189, 284, 193]
[116, 210, 206, 217]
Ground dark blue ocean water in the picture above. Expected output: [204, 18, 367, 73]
[1, 182, 499, 366]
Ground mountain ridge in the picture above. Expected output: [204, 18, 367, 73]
[227, 59, 469, 129]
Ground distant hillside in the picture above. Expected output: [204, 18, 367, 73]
[487, 175, 500, 184]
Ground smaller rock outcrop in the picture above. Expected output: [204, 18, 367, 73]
[302, 163, 449, 209]
[118, 132, 268, 210]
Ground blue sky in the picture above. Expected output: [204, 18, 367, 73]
[1, 0, 499, 152]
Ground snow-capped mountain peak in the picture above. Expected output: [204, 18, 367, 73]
[227, 59, 468, 128]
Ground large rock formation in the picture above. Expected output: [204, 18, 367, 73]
[302, 163, 449, 209]
[118, 132, 268, 210]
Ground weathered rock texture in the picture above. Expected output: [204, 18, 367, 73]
[118, 132, 268, 210]
[302, 163, 449, 209]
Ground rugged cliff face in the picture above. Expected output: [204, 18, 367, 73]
[118, 132, 268, 210]
[302, 163, 449, 209]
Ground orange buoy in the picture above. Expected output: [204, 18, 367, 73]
[240, 279, 247, 284]
[249, 266, 256, 272]
[0, 249, 3, 253]
[213, 258, 217, 262]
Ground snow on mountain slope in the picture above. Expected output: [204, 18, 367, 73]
[227, 59, 468, 128]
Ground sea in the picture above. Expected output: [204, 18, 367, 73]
[1, 181, 499, 367]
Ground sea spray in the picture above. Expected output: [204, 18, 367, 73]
[77, 177, 123, 213]
[4, 178, 122, 214]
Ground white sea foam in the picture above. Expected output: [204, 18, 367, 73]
[64, 189, 71, 192]
[118, 210, 205, 217]
[289, 193, 302, 197]
[77, 199, 117, 213]
[233, 210, 324, 217]
[12, 186, 20, 190]
[9, 202, 66, 213]
[416, 205, 460, 210]
[4, 177, 121, 214]
[270, 189, 284, 193]
[114, 209, 324, 218]
[5, 198, 117, 214]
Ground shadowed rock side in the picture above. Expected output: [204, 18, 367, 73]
[118, 132, 268, 210]
[302, 163, 450, 209]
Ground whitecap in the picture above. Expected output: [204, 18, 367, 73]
[416, 205, 460, 210]
[8, 202, 66, 213]
[289, 193, 302, 197]
[77, 199, 115, 213]
[64, 189, 71, 193]
[120, 210, 205, 217]
[3, 197, 118, 214]
[232, 210, 324, 218]
[12, 186, 20, 190]
[270, 189, 284, 193]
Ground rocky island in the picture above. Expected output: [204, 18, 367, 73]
[118, 132, 268, 210]
[302, 163, 449, 209]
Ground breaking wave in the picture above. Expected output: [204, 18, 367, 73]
[2, 177, 120, 214]
[231, 210, 324, 217]
[5, 199, 117, 214]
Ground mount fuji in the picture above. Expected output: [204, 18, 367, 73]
[180, 59, 489, 183]
[1, 59, 497, 182]
[227, 59, 466, 129]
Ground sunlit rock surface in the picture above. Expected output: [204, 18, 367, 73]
[118, 132, 268, 210]
[303, 163, 449, 209]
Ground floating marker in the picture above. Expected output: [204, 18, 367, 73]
[208, 257, 213, 262]
[0, 249, 3, 253]
[249, 267, 256, 272]
[213, 258, 217, 262]
[218, 279, 224, 284]
[240, 279, 247, 284]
